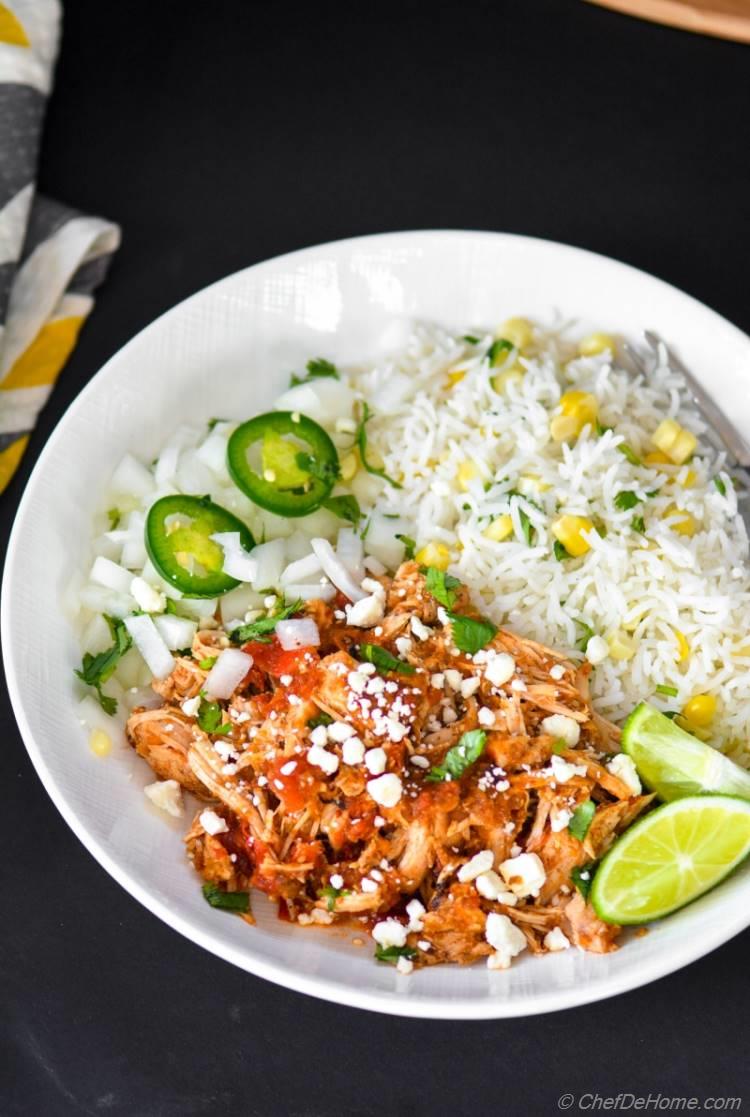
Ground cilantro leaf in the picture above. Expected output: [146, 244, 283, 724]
[354, 402, 402, 488]
[207, 417, 228, 431]
[426, 729, 487, 782]
[614, 490, 640, 511]
[575, 620, 594, 653]
[595, 420, 613, 437]
[375, 943, 417, 964]
[447, 612, 497, 655]
[655, 684, 678, 697]
[308, 713, 333, 729]
[568, 799, 596, 842]
[358, 644, 416, 675]
[487, 338, 513, 366]
[553, 539, 571, 561]
[202, 883, 250, 912]
[197, 694, 232, 736]
[551, 738, 568, 755]
[571, 864, 596, 900]
[423, 566, 462, 609]
[231, 598, 304, 644]
[164, 598, 180, 616]
[198, 656, 217, 670]
[290, 357, 339, 386]
[506, 490, 539, 546]
[295, 450, 341, 486]
[323, 494, 361, 524]
[318, 884, 350, 912]
[631, 515, 646, 534]
[74, 615, 132, 715]
[463, 334, 480, 345]
[396, 534, 416, 560]
[107, 507, 121, 530]
[713, 475, 727, 496]
[617, 442, 641, 466]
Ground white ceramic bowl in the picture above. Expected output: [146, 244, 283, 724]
[5, 231, 750, 1019]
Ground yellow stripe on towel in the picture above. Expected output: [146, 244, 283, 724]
[0, 3, 29, 46]
[1, 316, 84, 391]
[0, 434, 29, 492]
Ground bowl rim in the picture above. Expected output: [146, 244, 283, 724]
[4, 228, 750, 1019]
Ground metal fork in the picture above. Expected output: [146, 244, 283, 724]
[623, 330, 750, 470]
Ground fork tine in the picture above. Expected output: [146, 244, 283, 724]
[622, 341, 648, 376]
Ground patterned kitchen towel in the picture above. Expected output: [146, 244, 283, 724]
[0, 0, 120, 494]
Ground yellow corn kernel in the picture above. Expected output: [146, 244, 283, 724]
[677, 468, 697, 488]
[608, 630, 636, 661]
[483, 514, 514, 542]
[682, 694, 717, 728]
[734, 645, 750, 659]
[89, 728, 112, 758]
[644, 450, 671, 466]
[518, 473, 551, 495]
[578, 332, 615, 357]
[340, 452, 358, 481]
[497, 317, 533, 351]
[552, 514, 594, 557]
[491, 366, 524, 394]
[415, 542, 451, 570]
[551, 391, 599, 442]
[457, 460, 479, 491]
[664, 505, 697, 536]
[550, 414, 580, 442]
[652, 419, 697, 465]
[673, 628, 689, 663]
[447, 369, 466, 386]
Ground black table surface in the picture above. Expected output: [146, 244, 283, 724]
[2, 2, 749, 1114]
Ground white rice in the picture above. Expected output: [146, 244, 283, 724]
[73, 318, 750, 763]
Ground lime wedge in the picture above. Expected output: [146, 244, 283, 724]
[591, 794, 750, 924]
[621, 702, 750, 802]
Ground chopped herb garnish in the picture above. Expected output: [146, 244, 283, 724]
[74, 615, 132, 715]
[631, 515, 646, 534]
[447, 612, 497, 655]
[207, 417, 228, 431]
[202, 882, 250, 912]
[462, 334, 480, 345]
[360, 517, 371, 542]
[595, 420, 613, 437]
[663, 710, 679, 720]
[506, 490, 539, 546]
[231, 598, 303, 644]
[318, 884, 351, 911]
[308, 712, 333, 729]
[551, 738, 568, 755]
[197, 693, 232, 736]
[426, 729, 487, 783]
[359, 644, 416, 675]
[354, 402, 402, 488]
[487, 338, 513, 366]
[568, 799, 596, 842]
[656, 684, 678, 697]
[713, 475, 727, 496]
[375, 944, 417, 964]
[323, 494, 361, 524]
[571, 864, 595, 900]
[614, 490, 640, 511]
[198, 656, 217, 670]
[423, 566, 462, 609]
[164, 598, 180, 615]
[107, 507, 121, 530]
[553, 539, 571, 561]
[617, 442, 641, 466]
[290, 357, 339, 386]
[295, 450, 341, 487]
[575, 620, 594, 653]
[396, 533, 416, 560]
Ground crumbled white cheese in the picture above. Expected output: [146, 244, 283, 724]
[342, 736, 365, 765]
[144, 779, 183, 818]
[478, 706, 496, 727]
[280, 760, 297, 775]
[307, 744, 339, 775]
[279, 674, 293, 686]
[347, 670, 368, 693]
[549, 754, 588, 783]
[457, 849, 494, 882]
[200, 808, 228, 835]
[409, 755, 430, 769]
[396, 955, 414, 975]
[549, 663, 566, 681]
[181, 695, 201, 717]
[544, 927, 571, 952]
[484, 651, 515, 687]
[410, 616, 432, 640]
[309, 724, 329, 747]
[444, 669, 462, 691]
[395, 636, 413, 657]
[485, 912, 527, 969]
[346, 593, 385, 628]
[474, 870, 517, 904]
[330, 873, 344, 890]
[607, 753, 642, 795]
[417, 940, 432, 952]
[550, 807, 574, 833]
[367, 772, 403, 807]
[541, 714, 581, 746]
[430, 673, 445, 689]
[498, 852, 547, 898]
[361, 877, 378, 893]
[364, 747, 387, 775]
[130, 576, 166, 614]
[372, 918, 407, 948]
[586, 635, 609, 665]
[460, 676, 481, 698]
[405, 898, 426, 931]
[327, 720, 356, 743]
[361, 576, 386, 599]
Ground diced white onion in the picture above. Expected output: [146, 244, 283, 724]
[283, 581, 336, 602]
[175, 451, 215, 495]
[81, 613, 114, 655]
[79, 584, 137, 619]
[197, 425, 233, 475]
[370, 371, 414, 412]
[274, 379, 356, 425]
[140, 558, 183, 601]
[77, 694, 125, 734]
[249, 538, 286, 589]
[124, 614, 176, 680]
[153, 614, 198, 651]
[311, 538, 366, 602]
[280, 552, 323, 585]
[154, 444, 181, 486]
[109, 453, 154, 498]
[210, 532, 258, 582]
[219, 583, 265, 628]
[177, 597, 219, 621]
[276, 618, 321, 650]
[364, 513, 412, 570]
[336, 527, 365, 579]
[90, 556, 135, 595]
[204, 648, 254, 699]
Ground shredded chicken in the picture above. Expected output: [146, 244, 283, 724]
[126, 560, 652, 970]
